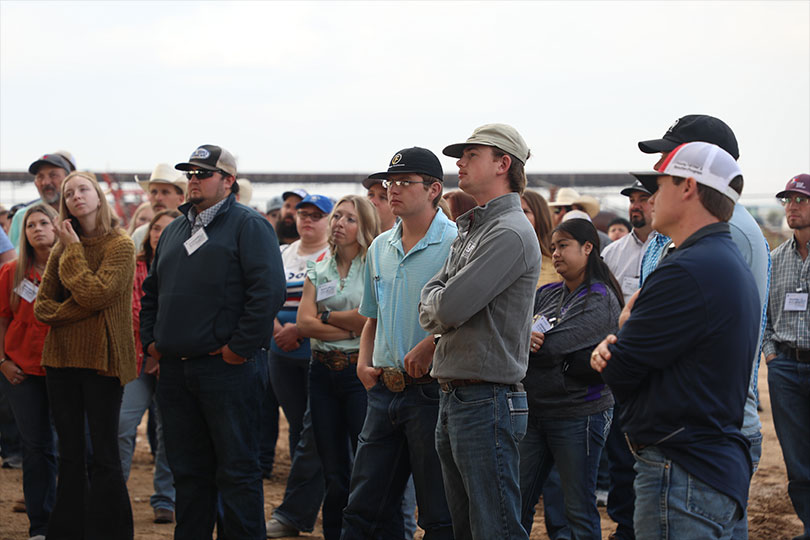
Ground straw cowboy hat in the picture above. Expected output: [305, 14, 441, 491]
[236, 178, 253, 206]
[135, 163, 187, 196]
[548, 187, 600, 218]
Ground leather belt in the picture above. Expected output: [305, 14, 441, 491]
[779, 343, 810, 363]
[438, 380, 525, 393]
[313, 350, 359, 371]
[381, 368, 434, 392]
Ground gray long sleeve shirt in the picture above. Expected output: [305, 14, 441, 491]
[419, 192, 541, 384]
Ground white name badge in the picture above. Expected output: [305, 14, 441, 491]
[184, 228, 208, 256]
[317, 280, 338, 302]
[15, 278, 38, 303]
[784, 292, 808, 312]
[532, 315, 552, 333]
[622, 275, 640, 296]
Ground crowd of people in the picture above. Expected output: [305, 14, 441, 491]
[0, 114, 807, 540]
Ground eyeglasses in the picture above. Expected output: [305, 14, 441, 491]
[185, 170, 217, 180]
[553, 206, 573, 215]
[780, 195, 809, 206]
[382, 179, 433, 189]
[296, 210, 326, 221]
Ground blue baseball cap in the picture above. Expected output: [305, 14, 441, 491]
[296, 194, 333, 215]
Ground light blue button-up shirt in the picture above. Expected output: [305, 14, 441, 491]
[359, 209, 457, 369]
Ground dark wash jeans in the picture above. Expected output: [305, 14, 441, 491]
[0, 374, 56, 537]
[158, 354, 266, 540]
[341, 379, 454, 540]
[45, 367, 133, 540]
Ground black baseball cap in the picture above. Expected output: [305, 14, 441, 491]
[28, 153, 72, 175]
[638, 114, 740, 160]
[620, 180, 652, 197]
[368, 147, 443, 181]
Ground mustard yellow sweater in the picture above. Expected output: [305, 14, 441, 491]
[34, 231, 136, 385]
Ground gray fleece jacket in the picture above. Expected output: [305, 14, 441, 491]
[420, 192, 541, 384]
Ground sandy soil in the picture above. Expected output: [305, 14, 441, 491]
[0, 360, 804, 540]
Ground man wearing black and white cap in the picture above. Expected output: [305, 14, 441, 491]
[8, 152, 75, 249]
[140, 144, 285, 539]
[278, 189, 308, 245]
[764, 174, 810, 539]
[591, 142, 760, 539]
[420, 124, 539, 539]
[362, 175, 396, 231]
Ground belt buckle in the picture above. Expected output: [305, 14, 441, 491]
[331, 354, 348, 371]
[382, 368, 405, 392]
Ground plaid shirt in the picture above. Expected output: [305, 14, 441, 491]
[763, 235, 810, 357]
[187, 197, 228, 235]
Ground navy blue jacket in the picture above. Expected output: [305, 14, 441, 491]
[604, 223, 759, 510]
[140, 194, 285, 359]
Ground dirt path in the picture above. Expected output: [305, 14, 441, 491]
[0, 361, 803, 539]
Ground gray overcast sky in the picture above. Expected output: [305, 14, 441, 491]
[1, 0, 808, 197]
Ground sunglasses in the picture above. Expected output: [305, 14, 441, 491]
[296, 210, 326, 221]
[553, 206, 573, 214]
[780, 195, 809, 206]
[185, 170, 218, 180]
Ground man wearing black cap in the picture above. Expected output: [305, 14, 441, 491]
[341, 147, 456, 539]
[278, 189, 308, 245]
[764, 174, 810, 540]
[140, 144, 285, 540]
[8, 152, 74, 249]
[601, 182, 654, 309]
[420, 124, 539, 539]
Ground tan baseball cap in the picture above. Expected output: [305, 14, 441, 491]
[443, 123, 531, 165]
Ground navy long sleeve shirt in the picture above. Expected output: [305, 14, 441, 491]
[603, 222, 759, 510]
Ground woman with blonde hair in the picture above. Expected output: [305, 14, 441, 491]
[34, 171, 136, 539]
[126, 201, 155, 236]
[297, 194, 380, 539]
[0, 204, 58, 539]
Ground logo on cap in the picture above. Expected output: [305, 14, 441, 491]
[191, 147, 211, 159]
[666, 118, 680, 134]
[391, 153, 402, 166]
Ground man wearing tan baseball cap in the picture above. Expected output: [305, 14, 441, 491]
[420, 123, 539, 540]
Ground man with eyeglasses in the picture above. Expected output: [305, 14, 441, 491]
[420, 124, 539, 539]
[341, 147, 456, 539]
[764, 174, 810, 540]
[140, 144, 285, 540]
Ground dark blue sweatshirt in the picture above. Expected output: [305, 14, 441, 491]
[604, 223, 759, 510]
[140, 194, 285, 359]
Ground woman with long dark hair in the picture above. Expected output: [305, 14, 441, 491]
[0, 204, 59, 539]
[519, 217, 623, 539]
[34, 171, 136, 540]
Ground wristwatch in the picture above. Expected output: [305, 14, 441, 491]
[320, 311, 331, 324]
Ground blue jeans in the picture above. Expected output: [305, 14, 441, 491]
[272, 397, 325, 533]
[606, 401, 636, 540]
[436, 382, 528, 540]
[268, 351, 310, 458]
[731, 430, 762, 540]
[542, 466, 572, 540]
[45, 367, 133, 540]
[260, 351, 280, 476]
[768, 354, 810, 537]
[518, 410, 612, 539]
[117, 368, 175, 510]
[632, 446, 742, 539]
[0, 374, 56, 536]
[309, 359, 367, 540]
[158, 355, 266, 540]
[342, 380, 454, 540]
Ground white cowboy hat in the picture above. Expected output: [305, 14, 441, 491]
[236, 178, 253, 206]
[135, 163, 187, 196]
[548, 187, 600, 218]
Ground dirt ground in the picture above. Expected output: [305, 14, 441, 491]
[0, 360, 804, 540]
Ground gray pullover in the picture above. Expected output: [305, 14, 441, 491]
[420, 192, 541, 384]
